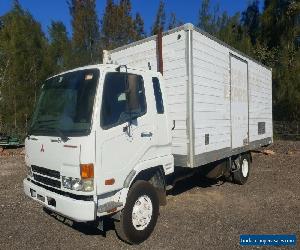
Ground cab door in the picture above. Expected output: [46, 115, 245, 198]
[96, 70, 156, 194]
[152, 76, 171, 157]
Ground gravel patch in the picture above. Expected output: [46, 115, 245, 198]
[0, 140, 299, 249]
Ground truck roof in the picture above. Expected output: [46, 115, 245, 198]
[47, 63, 162, 81]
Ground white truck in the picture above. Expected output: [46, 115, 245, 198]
[23, 24, 273, 244]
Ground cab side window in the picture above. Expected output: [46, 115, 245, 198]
[152, 77, 164, 114]
[101, 72, 146, 129]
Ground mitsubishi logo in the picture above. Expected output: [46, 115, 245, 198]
[40, 144, 45, 152]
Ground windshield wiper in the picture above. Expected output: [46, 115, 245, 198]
[27, 128, 33, 138]
[36, 119, 57, 124]
[28, 125, 70, 142]
[54, 128, 70, 142]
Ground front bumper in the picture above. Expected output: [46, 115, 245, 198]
[23, 179, 96, 222]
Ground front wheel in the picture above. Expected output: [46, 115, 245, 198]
[114, 180, 159, 244]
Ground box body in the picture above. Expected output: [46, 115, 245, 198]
[105, 24, 273, 168]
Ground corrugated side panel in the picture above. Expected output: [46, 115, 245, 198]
[192, 31, 231, 155]
[108, 30, 188, 156]
[192, 30, 272, 157]
[248, 62, 273, 142]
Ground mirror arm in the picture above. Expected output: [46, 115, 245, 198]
[128, 121, 132, 137]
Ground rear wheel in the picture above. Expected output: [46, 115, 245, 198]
[114, 180, 159, 244]
[232, 153, 251, 185]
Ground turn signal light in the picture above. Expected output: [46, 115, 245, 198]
[80, 164, 94, 179]
[105, 178, 115, 185]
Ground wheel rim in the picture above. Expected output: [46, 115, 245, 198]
[132, 195, 153, 231]
[241, 158, 249, 177]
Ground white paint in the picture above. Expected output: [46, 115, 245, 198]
[23, 179, 95, 222]
[108, 25, 272, 162]
[241, 158, 249, 177]
[192, 31, 231, 155]
[132, 195, 153, 230]
[24, 64, 174, 223]
[107, 30, 188, 156]
[230, 56, 249, 148]
[95, 67, 173, 195]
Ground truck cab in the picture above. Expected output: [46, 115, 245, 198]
[23, 64, 174, 244]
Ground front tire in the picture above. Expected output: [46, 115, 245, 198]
[115, 180, 159, 244]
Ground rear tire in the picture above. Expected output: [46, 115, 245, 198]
[114, 180, 159, 244]
[232, 153, 251, 185]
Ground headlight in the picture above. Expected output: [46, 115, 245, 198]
[82, 179, 94, 192]
[62, 176, 93, 192]
[62, 176, 72, 189]
[71, 178, 83, 191]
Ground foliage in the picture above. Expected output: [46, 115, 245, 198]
[101, 0, 142, 49]
[241, 0, 260, 45]
[68, 0, 100, 66]
[168, 12, 183, 30]
[197, 0, 220, 35]
[151, 0, 166, 35]
[0, 0, 299, 136]
[260, 0, 300, 121]
[0, 2, 49, 130]
[48, 21, 71, 73]
[134, 13, 146, 40]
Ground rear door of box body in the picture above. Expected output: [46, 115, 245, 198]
[230, 55, 249, 148]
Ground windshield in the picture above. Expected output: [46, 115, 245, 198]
[29, 69, 99, 137]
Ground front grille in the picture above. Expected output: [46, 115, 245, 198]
[32, 165, 60, 179]
[30, 179, 93, 201]
[33, 174, 61, 188]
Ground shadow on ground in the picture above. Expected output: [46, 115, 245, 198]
[43, 207, 116, 237]
[169, 173, 226, 196]
[43, 173, 225, 237]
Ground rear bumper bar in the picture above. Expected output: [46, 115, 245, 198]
[23, 179, 96, 222]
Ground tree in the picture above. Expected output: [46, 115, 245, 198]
[151, 0, 166, 34]
[197, 0, 220, 35]
[259, 0, 300, 121]
[48, 21, 71, 73]
[168, 12, 183, 30]
[241, 0, 260, 45]
[252, 41, 278, 67]
[0, 0, 298, 138]
[68, 0, 100, 66]
[217, 13, 253, 55]
[134, 12, 146, 40]
[273, 46, 300, 121]
[260, 0, 299, 48]
[101, 0, 136, 49]
[118, 0, 136, 42]
[101, 0, 115, 49]
[168, 12, 176, 30]
[0, 2, 49, 131]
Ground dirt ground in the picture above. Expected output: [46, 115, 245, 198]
[0, 140, 299, 250]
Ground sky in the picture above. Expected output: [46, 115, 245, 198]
[0, 0, 262, 37]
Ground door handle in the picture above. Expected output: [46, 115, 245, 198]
[141, 132, 153, 137]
